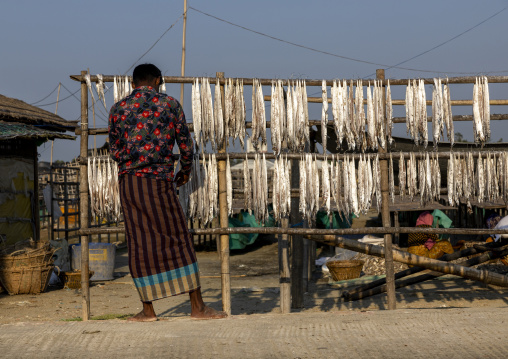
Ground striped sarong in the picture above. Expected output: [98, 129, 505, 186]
[119, 174, 200, 302]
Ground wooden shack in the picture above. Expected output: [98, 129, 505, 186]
[0, 94, 76, 246]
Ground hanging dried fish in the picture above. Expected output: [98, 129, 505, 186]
[322, 156, 330, 214]
[447, 152, 454, 206]
[386, 80, 393, 145]
[443, 81, 454, 146]
[299, 154, 307, 219]
[192, 78, 202, 150]
[473, 77, 485, 145]
[366, 82, 376, 150]
[355, 80, 366, 150]
[399, 152, 406, 199]
[95, 74, 107, 110]
[375, 155, 382, 212]
[214, 78, 224, 149]
[349, 156, 359, 215]
[389, 153, 395, 203]
[321, 80, 328, 153]
[432, 78, 443, 149]
[405, 80, 414, 140]
[243, 154, 252, 214]
[419, 79, 428, 148]
[477, 154, 485, 202]
[482, 76, 491, 141]
[226, 154, 232, 216]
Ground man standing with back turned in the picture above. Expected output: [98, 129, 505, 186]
[109, 63, 227, 321]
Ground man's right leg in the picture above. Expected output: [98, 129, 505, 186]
[189, 288, 228, 319]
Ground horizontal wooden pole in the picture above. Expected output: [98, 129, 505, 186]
[268, 95, 508, 107]
[76, 226, 508, 237]
[70, 74, 508, 86]
[77, 113, 508, 136]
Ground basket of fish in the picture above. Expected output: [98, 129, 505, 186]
[326, 260, 364, 282]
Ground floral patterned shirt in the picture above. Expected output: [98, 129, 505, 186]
[108, 86, 194, 181]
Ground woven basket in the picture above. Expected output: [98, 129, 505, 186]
[60, 270, 94, 289]
[0, 265, 54, 295]
[0, 247, 56, 269]
[327, 260, 365, 281]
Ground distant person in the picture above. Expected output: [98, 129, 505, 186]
[408, 211, 454, 259]
[485, 212, 508, 266]
[109, 63, 226, 321]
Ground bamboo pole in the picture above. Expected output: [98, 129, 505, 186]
[79, 112, 508, 137]
[279, 120, 290, 313]
[179, 0, 187, 106]
[290, 160, 304, 309]
[77, 226, 508, 237]
[216, 72, 231, 315]
[79, 70, 90, 321]
[70, 74, 508, 86]
[377, 69, 396, 310]
[310, 235, 508, 287]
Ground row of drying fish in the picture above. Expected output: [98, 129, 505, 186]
[431, 78, 454, 148]
[87, 156, 121, 221]
[179, 153, 218, 225]
[473, 77, 490, 146]
[447, 152, 508, 208]
[395, 152, 442, 205]
[178, 150, 508, 226]
[192, 78, 247, 151]
[113, 76, 132, 104]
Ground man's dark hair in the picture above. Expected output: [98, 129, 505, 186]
[133, 64, 162, 85]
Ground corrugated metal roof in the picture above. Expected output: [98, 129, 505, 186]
[0, 122, 75, 141]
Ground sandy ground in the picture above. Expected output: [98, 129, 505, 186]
[1, 233, 508, 324]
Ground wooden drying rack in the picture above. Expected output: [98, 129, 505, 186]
[71, 70, 508, 320]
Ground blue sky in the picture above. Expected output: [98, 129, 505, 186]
[1, 0, 508, 161]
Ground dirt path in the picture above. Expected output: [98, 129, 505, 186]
[1, 235, 508, 323]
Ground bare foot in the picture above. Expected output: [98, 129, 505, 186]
[127, 310, 158, 322]
[191, 306, 228, 320]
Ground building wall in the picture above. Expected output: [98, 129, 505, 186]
[0, 139, 36, 246]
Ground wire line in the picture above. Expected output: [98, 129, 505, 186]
[189, 6, 508, 75]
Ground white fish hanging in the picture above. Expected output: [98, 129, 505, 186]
[321, 80, 328, 153]
[226, 154, 232, 216]
[214, 78, 224, 149]
[192, 78, 202, 150]
[95, 74, 107, 110]
[386, 80, 393, 145]
[243, 154, 252, 214]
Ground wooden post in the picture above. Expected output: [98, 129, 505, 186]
[377, 69, 396, 310]
[179, 0, 187, 106]
[33, 143, 40, 242]
[279, 217, 291, 313]
[216, 72, 231, 315]
[290, 158, 304, 309]
[78, 70, 91, 320]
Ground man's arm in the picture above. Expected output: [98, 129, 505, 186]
[108, 105, 120, 161]
[173, 100, 194, 182]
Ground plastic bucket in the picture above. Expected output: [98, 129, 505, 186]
[70, 243, 116, 281]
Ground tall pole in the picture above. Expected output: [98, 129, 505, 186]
[79, 70, 91, 320]
[216, 72, 231, 315]
[179, 0, 188, 106]
[51, 83, 61, 166]
[377, 69, 396, 310]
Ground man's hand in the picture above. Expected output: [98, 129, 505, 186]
[174, 172, 190, 187]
